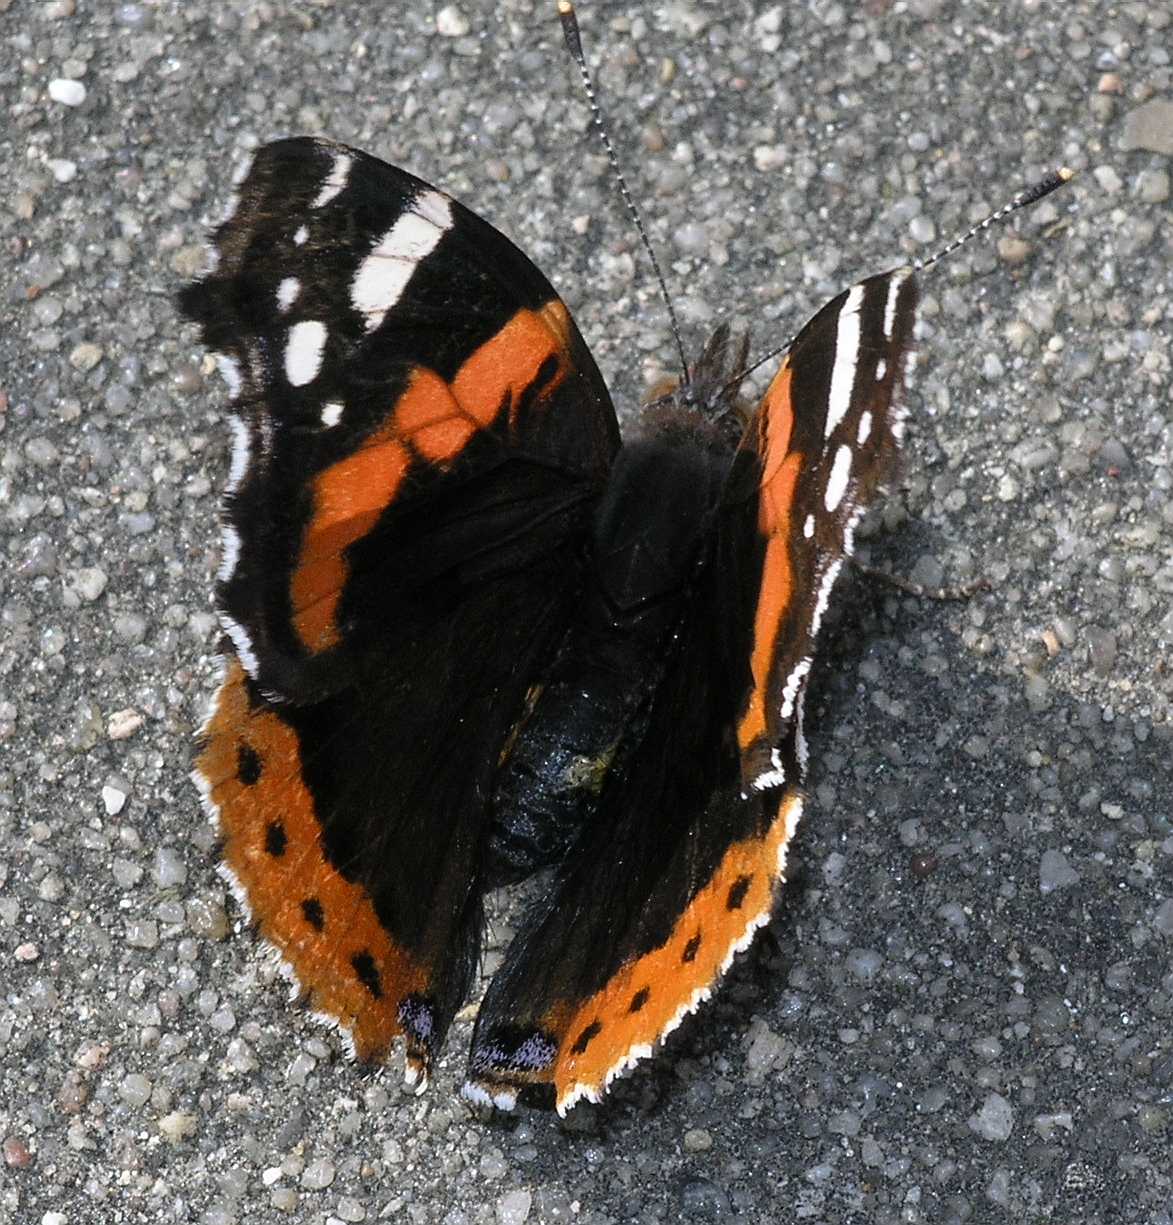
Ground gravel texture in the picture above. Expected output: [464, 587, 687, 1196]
[2, 1, 1170, 1223]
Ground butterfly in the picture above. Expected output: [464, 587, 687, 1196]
[180, 130, 1066, 1114]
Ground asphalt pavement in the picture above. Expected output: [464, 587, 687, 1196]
[1, 1, 1170, 1222]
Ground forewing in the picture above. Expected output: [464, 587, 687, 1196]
[734, 268, 919, 791]
[180, 136, 619, 699]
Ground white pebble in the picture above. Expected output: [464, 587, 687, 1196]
[436, 5, 470, 35]
[70, 342, 104, 371]
[300, 1157, 336, 1190]
[64, 566, 107, 603]
[969, 1092, 1015, 1141]
[102, 785, 127, 816]
[107, 708, 144, 740]
[496, 1189, 532, 1225]
[48, 78, 86, 106]
[118, 1072, 152, 1108]
[158, 1111, 198, 1143]
[1092, 165, 1123, 194]
[125, 919, 159, 949]
[153, 846, 188, 888]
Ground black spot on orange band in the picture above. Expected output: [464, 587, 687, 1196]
[726, 874, 753, 911]
[264, 821, 287, 857]
[682, 932, 702, 963]
[351, 950, 383, 999]
[628, 988, 650, 1014]
[571, 1020, 602, 1055]
[301, 897, 325, 930]
[238, 743, 262, 785]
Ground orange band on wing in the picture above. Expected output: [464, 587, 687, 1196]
[196, 659, 426, 1059]
[549, 790, 803, 1114]
[737, 360, 801, 752]
[291, 431, 411, 651]
[290, 303, 572, 653]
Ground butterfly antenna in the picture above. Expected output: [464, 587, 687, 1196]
[915, 166, 1074, 272]
[558, 0, 691, 387]
[731, 166, 1075, 392]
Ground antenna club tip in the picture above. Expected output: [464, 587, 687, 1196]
[1057, 166, 1075, 182]
[557, 0, 574, 14]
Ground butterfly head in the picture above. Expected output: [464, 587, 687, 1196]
[639, 323, 753, 451]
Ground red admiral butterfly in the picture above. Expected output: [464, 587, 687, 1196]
[181, 12, 1070, 1115]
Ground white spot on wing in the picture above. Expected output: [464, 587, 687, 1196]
[293, 224, 309, 246]
[403, 1060, 430, 1096]
[803, 514, 815, 539]
[320, 400, 344, 428]
[191, 761, 220, 826]
[217, 525, 241, 584]
[844, 506, 862, 557]
[218, 611, 258, 678]
[213, 352, 242, 400]
[875, 357, 887, 381]
[276, 276, 300, 313]
[810, 558, 844, 640]
[823, 283, 864, 439]
[461, 1081, 494, 1108]
[216, 859, 253, 925]
[883, 269, 911, 340]
[312, 152, 352, 208]
[225, 416, 250, 494]
[824, 443, 853, 512]
[284, 319, 327, 387]
[795, 697, 809, 773]
[753, 747, 787, 792]
[460, 1080, 516, 1111]
[777, 793, 804, 873]
[413, 188, 453, 228]
[857, 411, 873, 445]
[779, 657, 811, 722]
[351, 190, 453, 333]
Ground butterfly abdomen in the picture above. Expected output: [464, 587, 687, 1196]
[485, 436, 729, 885]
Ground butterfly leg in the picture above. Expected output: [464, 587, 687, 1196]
[850, 558, 991, 602]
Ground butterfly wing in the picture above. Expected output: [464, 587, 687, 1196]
[466, 573, 805, 1113]
[465, 268, 918, 1112]
[184, 138, 620, 1084]
[735, 269, 918, 790]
